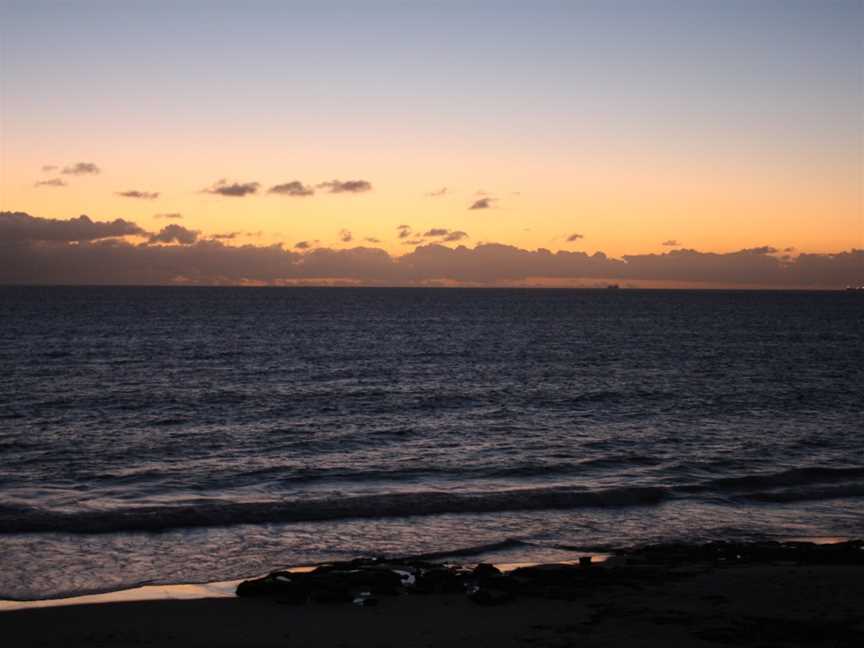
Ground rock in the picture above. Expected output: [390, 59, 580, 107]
[414, 567, 467, 594]
[236, 573, 310, 599]
[473, 563, 501, 579]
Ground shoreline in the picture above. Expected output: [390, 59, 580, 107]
[1, 539, 862, 647]
[0, 537, 851, 611]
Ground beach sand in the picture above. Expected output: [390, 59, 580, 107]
[2, 560, 863, 647]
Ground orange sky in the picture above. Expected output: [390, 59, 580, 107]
[1, 1, 862, 266]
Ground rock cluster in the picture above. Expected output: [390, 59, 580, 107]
[235, 540, 864, 606]
[236, 557, 606, 606]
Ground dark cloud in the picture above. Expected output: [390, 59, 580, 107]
[443, 230, 468, 242]
[402, 239, 424, 245]
[469, 197, 494, 210]
[365, 237, 381, 244]
[41, 165, 58, 172]
[34, 178, 67, 188]
[116, 190, 160, 200]
[317, 179, 372, 194]
[661, 240, 680, 247]
[0, 211, 144, 242]
[154, 213, 183, 220]
[339, 229, 353, 243]
[566, 233, 584, 242]
[203, 179, 260, 197]
[268, 181, 314, 197]
[210, 232, 240, 240]
[3, 213, 861, 288]
[148, 224, 199, 245]
[740, 246, 779, 255]
[420, 228, 469, 243]
[426, 187, 448, 197]
[397, 224, 412, 239]
[294, 240, 313, 250]
[61, 162, 100, 175]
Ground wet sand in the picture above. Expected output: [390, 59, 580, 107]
[2, 561, 863, 647]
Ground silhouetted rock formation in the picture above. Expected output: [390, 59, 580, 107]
[235, 540, 863, 606]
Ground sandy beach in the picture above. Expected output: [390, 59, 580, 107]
[3, 543, 863, 648]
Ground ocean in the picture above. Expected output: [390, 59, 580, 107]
[0, 286, 862, 600]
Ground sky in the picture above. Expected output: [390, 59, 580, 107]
[1, 0, 862, 287]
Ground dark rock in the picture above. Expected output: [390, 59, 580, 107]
[473, 563, 501, 579]
[414, 567, 467, 594]
[236, 573, 310, 599]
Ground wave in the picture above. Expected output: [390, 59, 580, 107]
[683, 466, 864, 494]
[0, 485, 668, 534]
[2, 465, 862, 536]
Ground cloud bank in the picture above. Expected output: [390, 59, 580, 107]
[0, 212, 144, 242]
[1, 212, 861, 288]
[148, 224, 199, 245]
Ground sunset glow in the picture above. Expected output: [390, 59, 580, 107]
[1, 1, 861, 286]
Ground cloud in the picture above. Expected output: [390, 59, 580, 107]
[203, 179, 260, 197]
[210, 232, 240, 240]
[34, 178, 67, 188]
[116, 190, 160, 200]
[402, 239, 424, 245]
[740, 246, 778, 255]
[61, 162, 100, 175]
[397, 224, 412, 239]
[4, 213, 862, 288]
[148, 224, 199, 245]
[661, 240, 680, 247]
[0, 211, 145, 242]
[41, 165, 57, 172]
[469, 197, 494, 210]
[339, 229, 353, 243]
[566, 233, 584, 242]
[268, 181, 314, 197]
[294, 240, 313, 250]
[317, 179, 372, 194]
[426, 187, 448, 197]
[365, 237, 381, 244]
[154, 213, 183, 219]
[420, 228, 469, 242]
[443, 230, 468, 242]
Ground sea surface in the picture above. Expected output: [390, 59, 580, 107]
[0, 286, 862, 600]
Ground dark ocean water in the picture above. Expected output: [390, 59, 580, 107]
[0, 286, 862, 600]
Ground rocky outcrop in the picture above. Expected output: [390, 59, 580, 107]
[235, 540, 864, 606]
